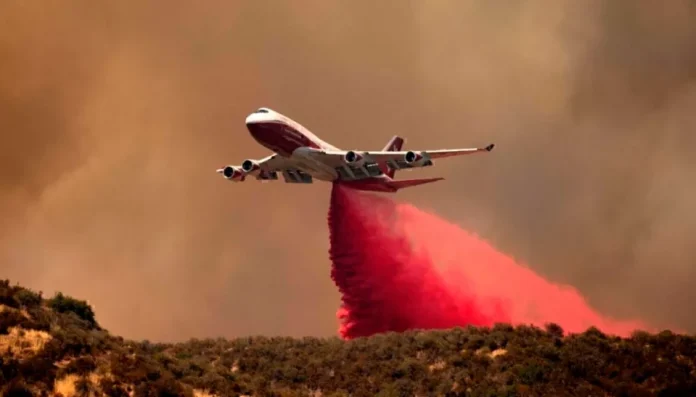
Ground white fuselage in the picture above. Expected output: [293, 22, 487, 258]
[245, 108, 388, 183]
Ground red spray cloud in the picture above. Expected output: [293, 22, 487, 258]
[328, 184, 649, 340]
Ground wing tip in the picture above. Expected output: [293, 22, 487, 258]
[485, 143, 495, 152]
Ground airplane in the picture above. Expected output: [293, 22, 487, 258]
[216, 107, 495, 193]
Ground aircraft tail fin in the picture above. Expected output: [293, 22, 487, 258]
[388, 177, 444, 191]
[382, 135, 404, 152]
[379, 135, 404, 178]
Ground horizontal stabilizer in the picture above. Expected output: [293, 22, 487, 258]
[388, 177, 444, 191]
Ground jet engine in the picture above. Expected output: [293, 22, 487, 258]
[404, 151, 430, 167]
[241, 159, 261, 173]
[344, 150, 367, 167]
[404, 151, 423, 163]
[220, 166, 245, 181]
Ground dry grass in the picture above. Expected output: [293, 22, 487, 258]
[473, 347, 508, 359]
[490, 348, 508, 358]
[428, 360, 447, 372]
[0, 326, 52, 359]
[54, 374, 80, 397]
[87, 372, 105, 387]
[0, 304, 31, 318]
[53, 371, 108, 397]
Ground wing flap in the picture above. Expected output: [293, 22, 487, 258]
[335, 163, 384, 181]
[281, 169, 313, 184]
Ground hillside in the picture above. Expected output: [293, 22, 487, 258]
[1, 280, 695, 397]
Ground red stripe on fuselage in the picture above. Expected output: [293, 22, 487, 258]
[247, 122, 319, 157]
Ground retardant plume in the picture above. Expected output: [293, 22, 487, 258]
[329, 184, 648, 339]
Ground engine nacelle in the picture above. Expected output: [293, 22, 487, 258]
[344, 150, 367, 167]
[344, 150, 362, 164]
[403, 151, 432, 168]
[404, 151, 424, 163]
[241, 159, 261, 173]
[220, 166, 245, 181]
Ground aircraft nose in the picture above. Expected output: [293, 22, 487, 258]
[245, 113, 258, 125]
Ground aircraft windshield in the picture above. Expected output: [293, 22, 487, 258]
[255, 108, 269, 113]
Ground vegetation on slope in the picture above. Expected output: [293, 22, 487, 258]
[1, 279, 695, 396]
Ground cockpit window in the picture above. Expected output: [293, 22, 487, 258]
[255, 108, 269, 113]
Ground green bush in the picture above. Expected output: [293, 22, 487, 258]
[0, 279, 20, 309]
[14, 289, 42, 308]
[2, 281, 696, 396]
[545, 323, 564, 339]
[46, 292, 98, 329]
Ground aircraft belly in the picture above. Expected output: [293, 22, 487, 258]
[297, 165, 336, 181]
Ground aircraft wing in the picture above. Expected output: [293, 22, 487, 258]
[217, 154, 314, 184]
[305, 143, 494, 174]
[245, 154, 289, 172]
[368, 146, 493, 161]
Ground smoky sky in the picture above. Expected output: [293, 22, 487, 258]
[1, 1, 695, 341]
